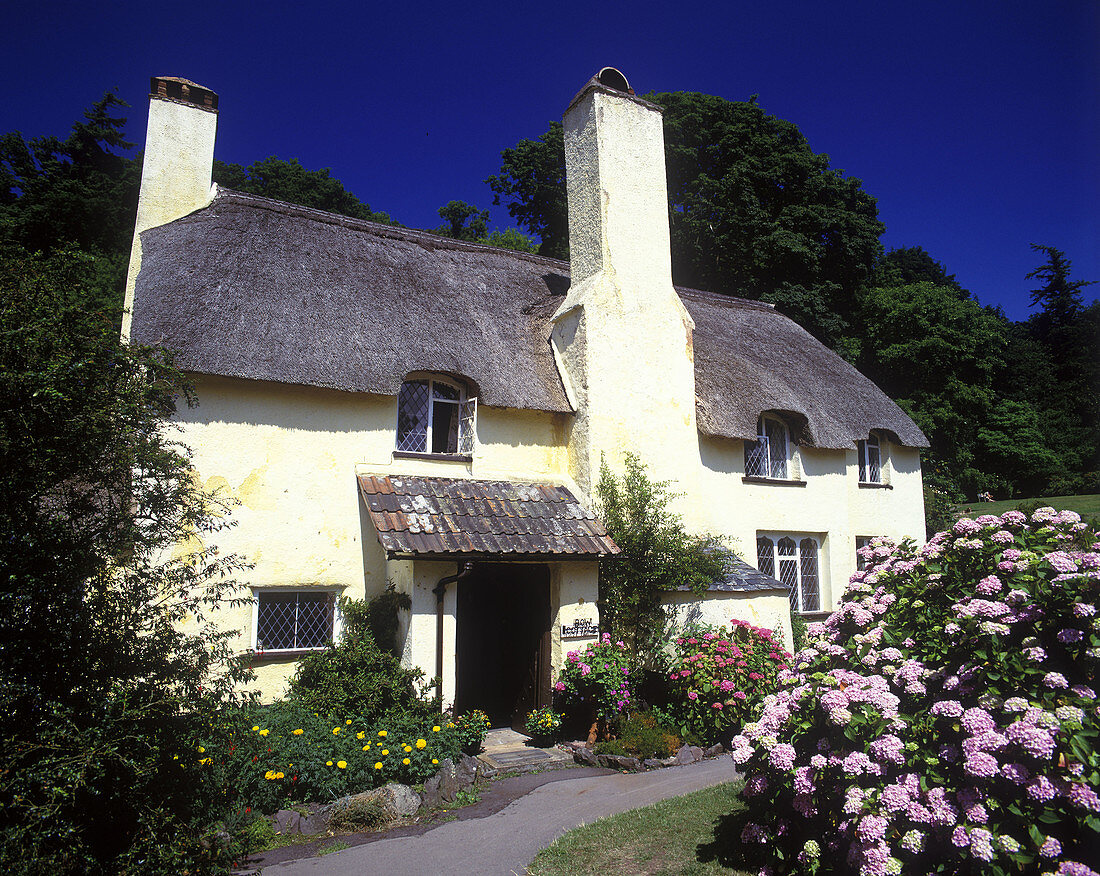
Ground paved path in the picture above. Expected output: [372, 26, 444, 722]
[262, 757, 736, 875]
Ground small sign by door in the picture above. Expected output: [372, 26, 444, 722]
[561, 618, 599, 639]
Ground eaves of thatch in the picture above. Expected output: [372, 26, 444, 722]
[130, 189, 928, 450]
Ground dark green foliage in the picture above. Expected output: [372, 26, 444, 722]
[286, 598, 432, 723]
[434, 199, 489, 240]
[0, 93, 140, 323]
[595, 454, 729, 668]
[789, 610, 809, 653]
[488, 92, 884, 346]
[363, 586, 411, 657]
[212, 156, 396, 225]
[874, 245, 966, 295]
[595, 711, 682, 760]
[0, 245, 253, 873]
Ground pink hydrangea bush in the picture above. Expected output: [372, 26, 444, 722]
[555, 633, 633, 720]
[666, 620, 790, 746]
[729, 509, 1100, 876]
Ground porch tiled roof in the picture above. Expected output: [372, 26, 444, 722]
[357, 475, 620, 558]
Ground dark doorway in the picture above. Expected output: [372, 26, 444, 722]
[454, 563, 551, 730]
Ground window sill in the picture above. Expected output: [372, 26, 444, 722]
[393, 450, 473, 463]
[250, 647, 330, 662]
[742, 476, 807, 487]
[858, 482, 893, 490]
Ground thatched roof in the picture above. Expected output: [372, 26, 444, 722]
[131, 189, 928, 449]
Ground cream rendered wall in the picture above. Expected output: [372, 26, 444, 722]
[694, 435, 925, 614]
[174, 375, 586, 700]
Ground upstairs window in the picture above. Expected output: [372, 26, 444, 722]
[758, 534, 821, 613]
[254, 590, 336, 652]
[745, 415, 790, 479]
[396, 377, 477, 456]
[857, 433, 882, 483]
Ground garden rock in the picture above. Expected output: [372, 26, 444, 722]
[272, 809, 301, 835]
[422, 757, 477, 807]
[378, 782, 421, 818]
[573, 747, 600, 767]
[643, 758, 664, 770]
[325, 782, 421, 831]
[675, 744, 701, 765]
[598, 754, 641, 771]
[704, 744, 725, 758]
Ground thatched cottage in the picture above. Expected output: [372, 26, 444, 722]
[124, 69, 928, 726]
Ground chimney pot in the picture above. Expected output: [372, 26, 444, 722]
[149, 76, 219, 112]
[596, 67, 632, 94]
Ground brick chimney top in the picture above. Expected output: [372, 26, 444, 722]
[149, 76, 218, 112]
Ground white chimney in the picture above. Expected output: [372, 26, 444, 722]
[122, 76, 218, 340]
[551, 69, 700, 508]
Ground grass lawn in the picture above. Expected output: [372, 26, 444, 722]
[953, 493, 1100, 521]
[527, 781, 750, 876]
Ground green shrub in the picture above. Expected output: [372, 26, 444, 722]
[727, 508, 1100, 875]
[363, 587, 411, 657]
[286, 599, 432, 723]
[598, 711, 681, 759]
[790, 610, 809, 653]
[555, 635, 634, 721]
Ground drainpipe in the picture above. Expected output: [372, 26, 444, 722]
[433, 562, 472, 706]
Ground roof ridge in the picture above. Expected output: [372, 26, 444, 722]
[675, 285, 777, 311]
[212, 187, 571, 270]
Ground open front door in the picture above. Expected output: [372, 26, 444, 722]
[454, 563, 551, 730]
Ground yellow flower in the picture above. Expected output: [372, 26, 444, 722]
[326, 760, 333, 766]
[374, 762, 383, 770]
[259, 729, 269, 737]
[332, 727, 341, 735]
[416, 739, 427, 749]
[172, 755, 178, 761]
[403, 745, 412, 753]
[432, 758, 438, 765]
[264, 770, 276, 780]
[381, 749, 389, 756]
[252, 726, 260, 732]
[292, 728, 304, 736]
[362, 745, 370, 751]
[356, 731, 365, 740]
[432, 726, 441, 733]
[275, 771, 285, 779]
[199, 758, 211, 765]
[197, 746, 205, 753]
[337, 760, 347, 769]
[346, 719, 352, 725]
[402, 757, 410, 765]
[447, 722, 455, 728]
[378, 730, 387, 737]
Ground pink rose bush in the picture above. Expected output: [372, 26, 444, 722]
[666, 620, 790, 745]
[728, 509, 1100, 875]
[556, 633, 633, 720]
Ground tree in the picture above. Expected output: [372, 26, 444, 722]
[0, 244, 252, 872]
[594, 455, 729, 669]
[0, 93, 140, 321]
[855, 280, 1009, 497]
[874, 246, 966, 296]
[433, 199, 489, 241]
[1026, 243, 1095, 327]
[212, 156, 395, 225]
[488, 92, 885, 346]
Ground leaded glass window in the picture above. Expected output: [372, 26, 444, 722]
[395, 377, 477, 455]
[745, 416, 789, 479]
[757, 533, 822, 614]
[256, 591, 335, 651]
[857, 434, 882, 483]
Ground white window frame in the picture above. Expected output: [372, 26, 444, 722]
[857, 433, 884, 484]
[756, 533, 822, 613]
[745, 414, 796, 480]
[251, 587, 343, 654]
[395, 375, 477, 456]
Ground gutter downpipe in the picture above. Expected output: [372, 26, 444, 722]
[433, 562, 473, 706]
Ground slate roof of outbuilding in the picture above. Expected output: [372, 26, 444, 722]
[357, 475, 620, 558]
[131, 188, 929, 449]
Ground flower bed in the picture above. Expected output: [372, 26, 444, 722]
[729, 508, 1099, 875]
[196, 703, 486, 814]
[555, 634, 634, 722]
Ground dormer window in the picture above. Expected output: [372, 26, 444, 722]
[396, 376, 477, 456]
[745, 415, 790, 479]
[857, 433, 883, 484]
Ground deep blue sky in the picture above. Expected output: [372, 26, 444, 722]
[6, 0, 1097, 320]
